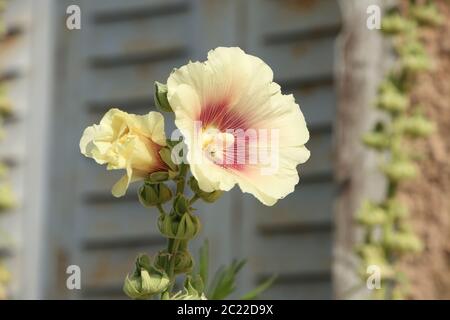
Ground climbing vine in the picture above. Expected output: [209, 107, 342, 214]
[356, 0, 442, 300]
[0, 0, 15, 300]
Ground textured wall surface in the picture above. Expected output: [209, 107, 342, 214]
[398, 0, 450, 300]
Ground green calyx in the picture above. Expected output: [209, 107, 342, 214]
[138, 182, 173, 207]
[154, 81, 173, 112]
[159, 147, 178, 172]
[169, 275, 206, 300]
[123, 254, 170, 299]
[189, 176, 223, 203]
[158, 210, 201, 240]
[155, 247, 194, 275]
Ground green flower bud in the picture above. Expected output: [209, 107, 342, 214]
[185, 274, 204, 294]
[0, 264, 11, 284]
[382, 159, 417, 182]
[386, 199, 409, 219]
[158, 212, 201, 240]
[123, 254, 170, 299]
[189, 176, 223, 203]
[159, 147, 178, 171]
[395, 115, 435, 138]
[401, 54, 432, 73]
[155, 249, 194, 274]
[148, 171, 170, 183]
[0, 163, 7, 178]
[381, 14, 416, 35]
[170, 277, 207, 300]
[362, 132, 390, 151]
[138, 183, 172, 207]
[0, 96, 12, 117]
[170, 290, 207, 300]
[397, 39, 433, 73]
[411, 4, 444, 26]
[0, 184, 15, 211]
[377, 87, 408, 113]
[384, 231, 423, 253]
[154, 81, 172, 112]
[174, 194, 190, 215]
[356, 201, 387, 226]
[356, 245, 395, 280]
[173, 250, 194, 274]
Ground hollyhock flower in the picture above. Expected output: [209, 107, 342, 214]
[79, 108, 167, 197]
[167, 47, 310, 206]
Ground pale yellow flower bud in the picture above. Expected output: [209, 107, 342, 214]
[79, 108, 167, 197]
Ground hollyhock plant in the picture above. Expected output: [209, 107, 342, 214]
[79, 47, 310, 300]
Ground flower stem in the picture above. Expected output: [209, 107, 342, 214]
[189, 194, 199, 205]
[176, 163, 188, 195]
[161, 164, 190, 298]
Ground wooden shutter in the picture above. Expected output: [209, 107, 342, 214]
[238, 0, 341, 299]
[41, 0, 341, 299]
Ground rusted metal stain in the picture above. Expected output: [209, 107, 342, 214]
[291, 43, 311, 58]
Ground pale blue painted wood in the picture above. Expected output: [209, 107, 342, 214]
[40, 0, 342, 299]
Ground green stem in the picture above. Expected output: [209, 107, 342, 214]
[167, 239, 181, 279]
[156, 203, 166, 216]
[176, 163, 188, 195]
[161, 164, 190, 299]
[189, 194, 199, 205]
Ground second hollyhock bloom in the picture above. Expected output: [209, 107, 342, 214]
[79, 108, 167, 197]
[167, 47, 310, 206]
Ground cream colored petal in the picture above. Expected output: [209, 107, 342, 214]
[80, 126, 96, 155]
[80, 125, 112, 165]
[235, 145, 310, 206]
[169, 84, 202, 134]
[206, 47, 275, 107]
[126, 111, 167, 146]
[168, 61, 213, 108]
[111, 167, 147, 197]
[190, 161, 236, 193]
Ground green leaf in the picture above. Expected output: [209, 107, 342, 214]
[240, 275, 277, 300]
[207, 259, 246, 300]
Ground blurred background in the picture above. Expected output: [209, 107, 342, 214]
[0, 0, 448, 299]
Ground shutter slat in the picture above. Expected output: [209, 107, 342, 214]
[257, 181, 334, 229]
[258, 37, 336, 84]
[252, 232, 332, 276]
[88, 12, 190, 65]
[79, 202, 161, 243]
[86, 58, 185, 103]
[81, 243, 164, 290]
[254, 0, 341, 37]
